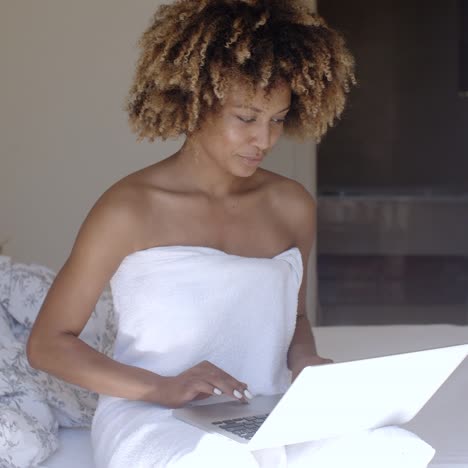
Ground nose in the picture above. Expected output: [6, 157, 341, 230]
[252, 123, 271, 151]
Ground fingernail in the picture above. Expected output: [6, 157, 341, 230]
[233, 389, 243, 399]
[213, 387, 222, 395]
[244, 389, 253, 399]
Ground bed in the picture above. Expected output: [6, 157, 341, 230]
[38, 324, 468, 468]
[1, 256, 466, 467]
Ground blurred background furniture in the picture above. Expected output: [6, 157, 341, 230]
[317, 191, 468, 325]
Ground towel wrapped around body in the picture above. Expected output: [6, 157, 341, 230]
[91, 246, 434, 468]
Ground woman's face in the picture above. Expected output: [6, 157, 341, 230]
[191, 80, 292, 178]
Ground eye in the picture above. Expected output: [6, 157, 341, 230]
[237, 115, 256, 123]
[272, 117, 286, 124]
[272, 112, 288, 124]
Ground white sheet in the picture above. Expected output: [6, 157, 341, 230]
[39, 325, 468, 468]
[39, 428, 94, 468]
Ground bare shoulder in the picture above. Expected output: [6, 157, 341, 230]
[258, 169, 316, 247]
[260, 170, 315, 221]
[70, 166, 163, 262]
[97, 169, 157, 221]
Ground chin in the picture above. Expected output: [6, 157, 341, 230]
[232, 165, 258, 178]
[231, 156, 263, 177]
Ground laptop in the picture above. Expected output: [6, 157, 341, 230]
[173, 344, 468, 451]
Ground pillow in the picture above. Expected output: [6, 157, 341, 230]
[0, 256, 15, 347]
[28, 361, 100, 428]
[8, 258, 117, 354]
[6, 257, 117, 428]
[0, 346, 59, 467]
[9, 260, 56, 331]
[0, 256, 11, 303]
[0, 405, 58, 468]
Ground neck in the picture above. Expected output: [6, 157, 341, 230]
[173, 140, 256, 199]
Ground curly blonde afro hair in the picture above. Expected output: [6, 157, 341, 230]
[126, 0, 355, 142]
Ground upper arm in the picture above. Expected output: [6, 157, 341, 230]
[29, 185, 142, 341]
[277, 181, 316, 318]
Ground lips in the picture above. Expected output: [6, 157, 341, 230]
[239, 152, 263, 158]
[239, 155, 263, 167]
[238, 154, 263, 163]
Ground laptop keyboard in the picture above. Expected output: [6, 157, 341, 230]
[211, 414, 269, 440]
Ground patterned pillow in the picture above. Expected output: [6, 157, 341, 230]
[0, 256, 14, 346]
[9, 260, 58, 334]
[8, 258, 117, 354]
[2, 256, 117, 428]
[0, 346, 59, 467]
[0, 405, 58, 468]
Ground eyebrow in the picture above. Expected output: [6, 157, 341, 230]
[233, 105, 290, 114]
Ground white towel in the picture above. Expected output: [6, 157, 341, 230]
[91, 246, 434, 467]
[108, 246, 302, 395]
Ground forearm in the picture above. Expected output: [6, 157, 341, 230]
[27, 333, 163, 403]
[287, 314, 319, 370]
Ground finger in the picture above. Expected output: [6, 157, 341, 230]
[220, 378, 251, 402]
[187, 380, 221, 400]
[203, 376, 250, 403]
[195, 362, 251, 402]
[243, 388, 254, 400]
[192, 381, 235, 399]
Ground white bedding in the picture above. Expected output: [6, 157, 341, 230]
[39, 324, 468, 468]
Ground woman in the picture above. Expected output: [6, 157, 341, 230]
[26, 0, 362, 466]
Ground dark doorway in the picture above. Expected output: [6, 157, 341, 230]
[316, 0, 468, 325]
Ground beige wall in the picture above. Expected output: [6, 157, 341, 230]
[1, 1, 177, 270]
[0, 1, 318, 321]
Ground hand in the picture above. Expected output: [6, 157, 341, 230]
[157, 360, 252, 408]
[291, 355, 333, 382]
